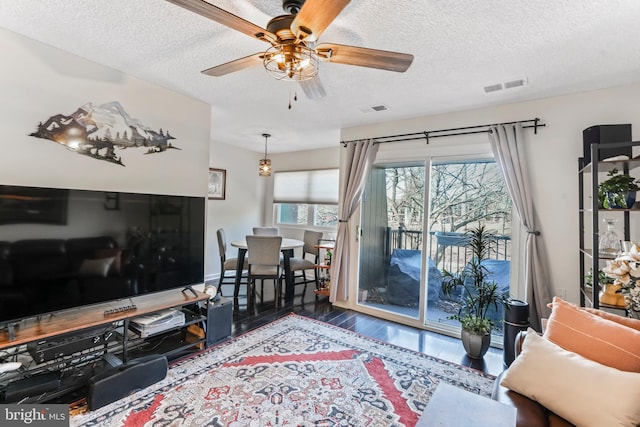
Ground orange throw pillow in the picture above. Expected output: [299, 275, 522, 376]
[546, 299, 640, 331]
[582, 307, 640, 332]
[544, 297, 640, 372]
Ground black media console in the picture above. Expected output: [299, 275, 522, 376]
[0, 290, 232, 405]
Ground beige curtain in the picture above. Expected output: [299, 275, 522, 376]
[489, 123, 552, 331]
[330, 140, 378, 302]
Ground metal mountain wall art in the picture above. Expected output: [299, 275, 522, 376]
[29, 101, 180, 166]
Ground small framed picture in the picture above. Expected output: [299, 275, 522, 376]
[208, 168, 226, 200]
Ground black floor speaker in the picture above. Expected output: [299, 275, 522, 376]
[582, 124, 632, 164]
[87, 354, 167, 410]
[206, 297, 232, 347]
[4, 371, 61, 402]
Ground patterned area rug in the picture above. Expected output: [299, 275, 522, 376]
[71, 314, 496, 427]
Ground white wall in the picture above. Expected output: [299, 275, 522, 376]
[272, 146, 341, 169]
[0, 28, 210, 196]
[342, 82, 640, 305]
[205, 141, 262, 281]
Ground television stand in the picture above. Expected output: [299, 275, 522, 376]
[0, 289, 212, 404]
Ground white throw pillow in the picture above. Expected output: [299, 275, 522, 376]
[500, 328, 640, 427]
[78, 257, 115, 278]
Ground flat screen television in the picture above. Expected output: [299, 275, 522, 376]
[0, 184, 205, 326]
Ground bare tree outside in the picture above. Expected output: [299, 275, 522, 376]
[385, 162, 511, 262]
[386, 162, 511, 236]
[431, 162, 511, 233]
[386, 166, 425, 230]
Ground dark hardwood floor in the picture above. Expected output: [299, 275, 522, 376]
[228, 293, 505, 377]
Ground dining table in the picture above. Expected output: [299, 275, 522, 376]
[230, 237, 305, 304]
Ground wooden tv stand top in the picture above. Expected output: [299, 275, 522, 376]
[0, 289, 209, 350]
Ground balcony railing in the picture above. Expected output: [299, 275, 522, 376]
[385, 226, 511, 272]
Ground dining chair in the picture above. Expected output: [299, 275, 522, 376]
[288, 230, 323, 301]
[252, 227, 279, 236]
[216, 228, 248, 297]
[252, 227, 283, 264]
[246, 235, 283, 308]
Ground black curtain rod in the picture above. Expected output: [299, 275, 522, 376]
[340, 118, 545, 146]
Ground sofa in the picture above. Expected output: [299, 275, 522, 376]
[0, 236, 142, 321]
[491, 297, 640, 427]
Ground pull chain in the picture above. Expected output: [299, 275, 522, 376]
[288, 89, 299, 110]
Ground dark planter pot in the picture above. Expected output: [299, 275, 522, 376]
[461, 328, 491, 359]
[600, 191, 637, 209]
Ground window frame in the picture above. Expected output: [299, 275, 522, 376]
[273, 202, 339, 229]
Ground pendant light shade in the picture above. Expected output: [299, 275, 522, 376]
[259, 158, 272, 176]
[259, 133, 272, 177]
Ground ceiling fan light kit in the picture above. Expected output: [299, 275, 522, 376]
[264, 43, 319, 81]
[166, 0, 414, 99]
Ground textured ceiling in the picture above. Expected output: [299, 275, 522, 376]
[2, 0, 640, 153]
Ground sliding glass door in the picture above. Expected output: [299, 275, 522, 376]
[358, 163, 425, 319]
[357, 156, 513, 337]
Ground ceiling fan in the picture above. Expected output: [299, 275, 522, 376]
[166, 0, 414, 99]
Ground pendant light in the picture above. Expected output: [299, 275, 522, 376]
[259, 133, 272, 177]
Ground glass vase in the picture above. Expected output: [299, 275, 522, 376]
[599, 218, 621, 257]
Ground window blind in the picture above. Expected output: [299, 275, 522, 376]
[273, 169, 339, 204]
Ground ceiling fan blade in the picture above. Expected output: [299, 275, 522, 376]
[291, 0, 350, 42]
[299, 76, 326, 99]
[201, 52, 265, 77]
[317, 43, 414, 72]
[166, 0, 277, 44]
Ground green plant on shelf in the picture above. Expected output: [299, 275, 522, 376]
[585, 268, 614, 288]
[598, 168, 640, 209]
[324, 249, 332, 266]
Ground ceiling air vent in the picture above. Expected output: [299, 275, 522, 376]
[484, 83, 503, 93]
[484, 77, 528, 94]
[504, 79, 526, 89]
[359, 104, 389, 113]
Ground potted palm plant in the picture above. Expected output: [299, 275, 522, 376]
[441, 225, 506, 359]
[598, 168, 640, 209]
